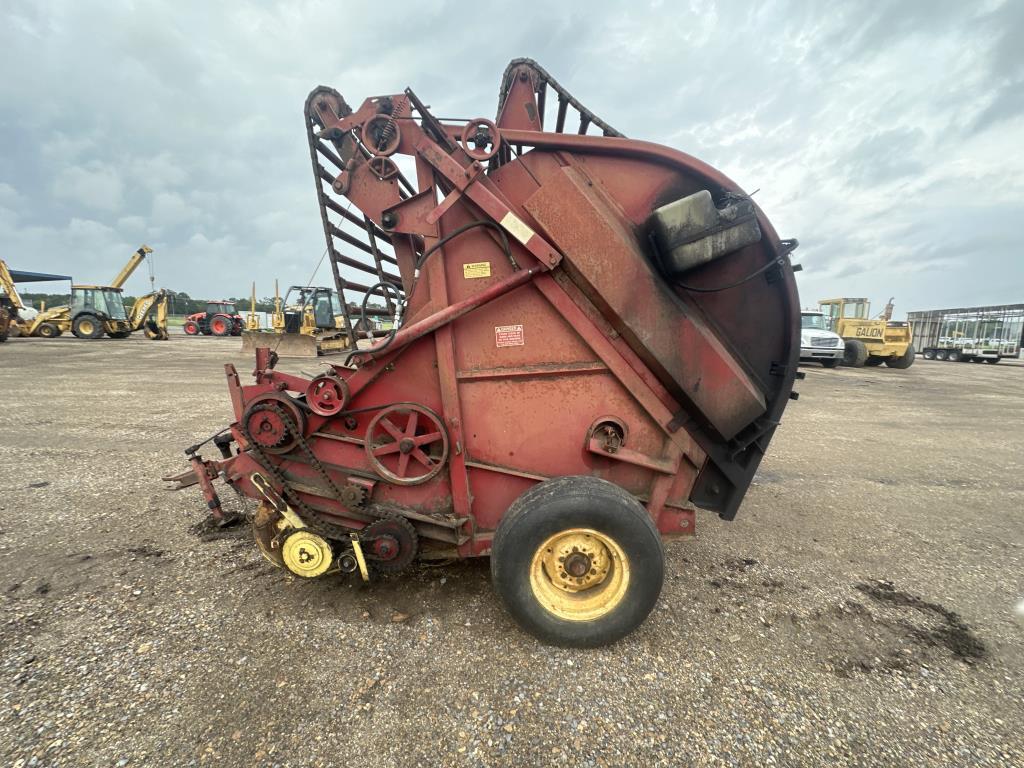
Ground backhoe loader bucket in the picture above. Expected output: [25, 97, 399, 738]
[241, 330, 319, 357]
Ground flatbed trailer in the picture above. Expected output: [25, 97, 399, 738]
[908, 304, 1024, 363]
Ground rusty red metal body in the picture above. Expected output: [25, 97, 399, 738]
[173, 59, 799, 598]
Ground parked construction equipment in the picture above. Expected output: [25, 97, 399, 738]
[246, 283, 261, 331]
[168, 59, 801, 646]
[183, 301, 243, 337]
[0, 259, 23, 342]
[6, 246, 167, 341]
[908, 304, 1024, 363]
[819, 297, 915, 368]
[240, 284, 350, 357]
[4, 253, 167, 341]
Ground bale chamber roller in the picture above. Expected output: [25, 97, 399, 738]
[168, 59, 801, 646]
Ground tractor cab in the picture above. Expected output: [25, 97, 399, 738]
[281, 286, 341, 333]
[71, 285, 128, 322]
[818, 298, 869, 332]
[206, 301, 237, 316]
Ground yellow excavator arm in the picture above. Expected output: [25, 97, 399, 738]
[0, 259, 26, 312]
[110, 245, 153, 290]
[127, 289, 170, 340]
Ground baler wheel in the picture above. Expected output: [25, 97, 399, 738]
[491, 476, 664, 648]
[365, 404, 449, 485]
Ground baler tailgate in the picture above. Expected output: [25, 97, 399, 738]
[525, 164, 766, 440]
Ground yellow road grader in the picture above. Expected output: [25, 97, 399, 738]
[819, 297, 915, 368]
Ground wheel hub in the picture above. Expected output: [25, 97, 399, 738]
[529, 528, 629, 622]
[541, 531, 611, 593]
[282, 530, 333, 578]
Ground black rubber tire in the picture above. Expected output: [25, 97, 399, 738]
[885, 345, 916, 369]
[985, 357, 1000, 364]
[36, 322, 60, 339]
[821, 358, 839, 368]
[209, 314, 232, 337]
[936, 350, 949, 361]
[842, 339, 868, 367]
[491, 475, 664, 648]
[923, 349, 936, 360]
[864, 357, 884, 366]
[72, 314, 105, 339]
[948, 350, 963, 362]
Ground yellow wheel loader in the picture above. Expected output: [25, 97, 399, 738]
[241, 283, 350, 357]
[819, 297, 915, 369]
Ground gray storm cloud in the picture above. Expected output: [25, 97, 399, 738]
[1, 0, 1021, 315]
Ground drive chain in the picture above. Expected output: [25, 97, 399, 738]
[240, 402, 364, 542]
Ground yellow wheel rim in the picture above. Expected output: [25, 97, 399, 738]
[529, 528, 629, 622]
[79, 319, 94, 335]
[282, 530, 332, 578]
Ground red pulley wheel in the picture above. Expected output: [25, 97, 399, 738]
[306, 374, 350, 417]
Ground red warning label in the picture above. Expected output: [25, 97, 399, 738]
[495, 324, 525, 348]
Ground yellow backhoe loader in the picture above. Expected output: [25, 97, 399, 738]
[8, 245, 169, 341]
[241, 283, 350, 357]
[819, 297, 915, 369]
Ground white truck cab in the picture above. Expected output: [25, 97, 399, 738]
[800, 310, 844, 368]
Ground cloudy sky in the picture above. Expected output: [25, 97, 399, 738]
[1, 0, 1022, 316]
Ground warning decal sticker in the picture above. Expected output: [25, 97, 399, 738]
[495, 324, 525, 348]
[463, 261, 491, 279]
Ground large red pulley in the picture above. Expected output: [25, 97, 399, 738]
[364, 404, 449, 485]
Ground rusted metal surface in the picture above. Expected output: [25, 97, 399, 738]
[178, 59, 800, 567]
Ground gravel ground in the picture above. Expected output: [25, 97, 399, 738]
[0, 335, 1022, 767]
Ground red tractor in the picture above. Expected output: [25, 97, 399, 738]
[183, 301, 243, 337]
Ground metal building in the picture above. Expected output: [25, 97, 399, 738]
[907, 304, 1024, 362]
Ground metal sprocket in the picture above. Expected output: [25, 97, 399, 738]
[362, 512, 418, 574]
